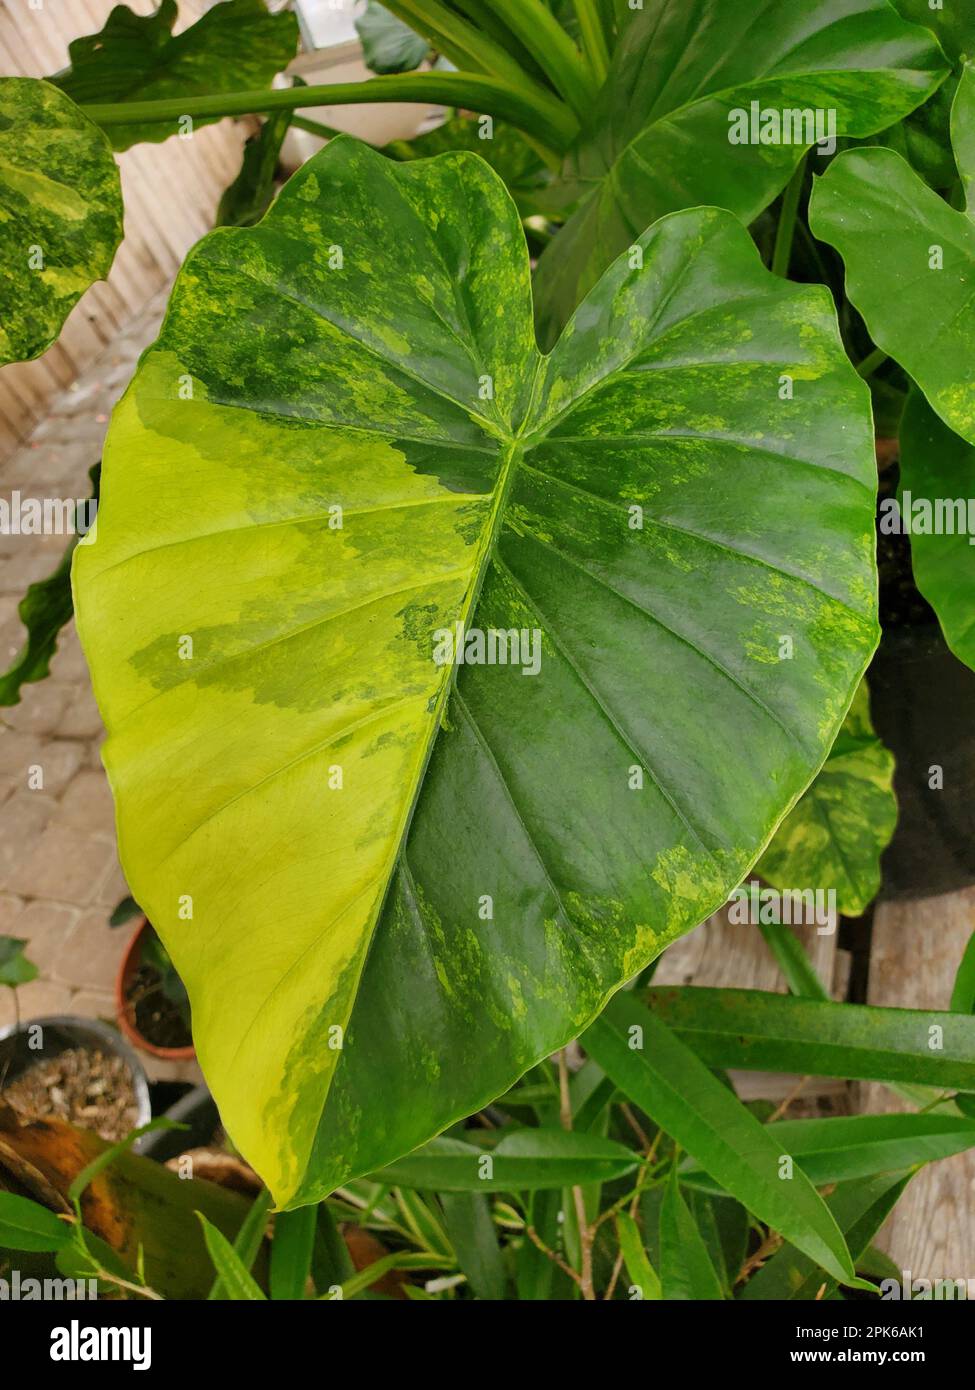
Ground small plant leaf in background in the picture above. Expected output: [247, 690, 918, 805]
[269, 1204, 316, 1300]
[585, 995, 857, 1284]
[951, 930, 975, 1014]
[197, 1213, 266, 1300]
[51, 0, 299, 150]
[439, 1191, 507, 1300]
[811, 64, 975, 449]
[355, 2, 429, 75]
[615, 1209, 661, 1300]
[0, 936, 38, 988]
[533, 0, 949, 343]
[216, 108, 293, 229]
[757, 679, 897, 916]
[0, 465, 99, 707]
[0, 80, 121, 366]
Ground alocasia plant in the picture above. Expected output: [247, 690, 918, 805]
[6, 0, 975, 1299]
[73, 138, 878, 1203]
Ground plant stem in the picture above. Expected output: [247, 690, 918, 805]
[379, 0, 533, 88]
[857, 346, 889, 379]
[573, 0, 611, 84]
[479, 0, 598, 122]
[290, 114, 343, 142]
[771, 156, 806, 278]
[81, 72, 578, 152]
[558, 1048, 596, 1301]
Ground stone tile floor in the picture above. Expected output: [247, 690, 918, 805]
[0, 294, 199, 1082]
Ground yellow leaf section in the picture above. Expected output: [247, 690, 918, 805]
[74, 351, 509, 1203]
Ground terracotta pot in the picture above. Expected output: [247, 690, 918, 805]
[115, 918, 195, 1062]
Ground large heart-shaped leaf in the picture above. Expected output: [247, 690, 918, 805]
[757, 678, 897, 915]
[74, 137, 878, 1207]
[51, 0, 299, 151]
[0, 78, 122, 366]
[533, 0, 949, 345]
[811, 64, 975, 444]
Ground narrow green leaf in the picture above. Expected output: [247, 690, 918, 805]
[0, 1193, 71, 1252]
[216, 108, 292, 229]
[373, 1129, 638, 1192]
[682, 1114, 975, 1190]
[208, 1187, 270, 1300]
[740, 1171, 913, 1300]
[659, 1172, 724, 1300]
[584, 994, 856, 1284]
[440, 1192, 507, 1300]
[647, 986, 975, 1092]
[269, 1203, 317, 1300]
[68, 1119, 183, 1205]
[757, 923, 830, 1001]
[197, 1213, 267, 1301]
[615, 1210, 661, 1300]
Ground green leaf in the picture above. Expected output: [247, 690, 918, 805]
[109, 894, 142, 927]
[198, 1213, 267, 1300]
[268, 1203, 316, 1300]
[897, 388, 975, 671]
[0, 1192, 71, 1252]
[893, 0, 975, 65]
[356, 2, 429, 75]
[439, 1191, 507, 1300]
[372, 1129, 638, 1192]
[0, 79, 122, 366]
[756, 922, 830, 1002]
[584, 995, 857, 1285]
[51, 0, 299, 151]
[0, 935, 38, 988]
[659, 1171, 724, 1300]
[757, 678, 897, 916]
[740, 1170, 913, 1300]
[0, 466, 99, 707]
[533, 0, 949, 344]
[216, 108, 292, 229]
[208, 1187, 270, 1300]
[74, 135, 879, 1207]
[67, 1119, 182, 1205]
[952, 931, 975, 1014]
[682, 1113, 975, 1190]
[647, 986, 975, 1092]
[811, 65, 975, 448]
[615, 1209, 661, 1300]
[389, 115, 550, 216]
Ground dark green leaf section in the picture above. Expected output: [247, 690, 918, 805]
[390, 116, 550, 215]
[898, 389, 975, 671]
[0, 80, 122, 365]
[757, 679, 897, 915]
[51, 0, 299, 150]
[0, 1192, 70, 1252]
[0, 465, 99, 706]
[216, 109, 293, 228]
[533, 0, 949, 344]
[647, 987, 975, 1091]
[356, 2, 429, 75]
[584, 994, 855, 1283]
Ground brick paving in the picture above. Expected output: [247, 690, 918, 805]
[0, 295, 199, 1082]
